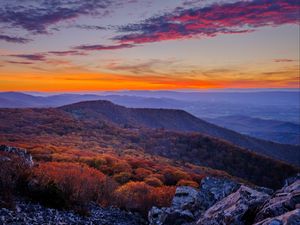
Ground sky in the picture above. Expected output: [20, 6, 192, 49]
[0, 0, 299, 91]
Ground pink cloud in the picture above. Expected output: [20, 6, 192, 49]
[116, 0, 299, 44]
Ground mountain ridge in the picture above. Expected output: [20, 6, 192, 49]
[206, 115, 300, 145]
[59, 100, 300, 166]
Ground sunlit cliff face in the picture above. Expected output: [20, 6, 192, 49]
[0, 0, 299, 91]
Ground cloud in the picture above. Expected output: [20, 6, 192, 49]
[73, 43, 135, 51]
[48, 50, 86, 56]
[116, 0, 300, 44]
[7, 50, 85, 62]
[273, 59, 297, 63]
[6, 61, 34, 65]
[105, 59, 182, 75]
[74, 25, 107, 30]
[9, 54, 47, 61]
[0, 0, 114, 34]
[0, 34, 31, 43]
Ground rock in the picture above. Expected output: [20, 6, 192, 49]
[0, 145, 34, 166]
[148, 186, 199, 225]
[197, 185, 270, 225]
[255, 187, 274, 196]
[253, 209, 300, 225]
[254, 178, 300, 223]
[197, 176, 240, 211]
[148, 177, 240, 225]
[0, 200, 144, 225]
[149, 207, 195, 225]
[284, 174, 300, 187]
[172, 186, 200, 212]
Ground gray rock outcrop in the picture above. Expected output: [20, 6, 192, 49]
[253, 209, 300, 225]
[148, 175, 299, 225]
[255, 177, 300, 224]
[197, 185, 270, 225]
[148, 177, 240, 225]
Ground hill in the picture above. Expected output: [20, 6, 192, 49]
[206, 115, 300, 145]
[60, 100, 300, 166]
[0, 106, 298, 189]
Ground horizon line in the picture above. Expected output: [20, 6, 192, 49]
[0, 88, 299, 95]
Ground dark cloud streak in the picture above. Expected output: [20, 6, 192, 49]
[0, 34, 31, 43]
[9, 54, 47, 61]
[6, 61, 34, 65]
[73, 43, 135, 51]
[48, 50, 86, 56]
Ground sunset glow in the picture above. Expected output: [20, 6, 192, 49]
[0, 0, 299, 91]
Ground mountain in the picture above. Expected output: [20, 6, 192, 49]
[0, 106, 298, 189]
[60, 100, 300, 166]
[206, 115, 300, 145]
[0, 92, 103, 108]
[1, 91, 299, 164]
[0, 92, 47, 108]
[1, 91, 299, 124]
[108, 90, 300, 106]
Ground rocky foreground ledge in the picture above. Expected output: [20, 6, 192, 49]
[0, 176, 299, 225]
[149, 176, 300, 225]
[0, 201, 144, 225]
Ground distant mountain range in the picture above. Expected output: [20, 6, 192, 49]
[1, 91, 300, 123]
[0, 91, 299, 146]
[206, 115, 300, 145]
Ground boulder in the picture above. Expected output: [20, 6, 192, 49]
[254, 178, 300, 223]
[197, 176, 240, 211]
[171, 186, 200, 212]
[148, 177, 240, 225]
[148, 186, 198, 225]
[197, 185, 270, 225]
[253, 209, 300, 225]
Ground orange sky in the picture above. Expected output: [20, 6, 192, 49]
[0, 0, 299, 91]
[1, 65, 299, 91]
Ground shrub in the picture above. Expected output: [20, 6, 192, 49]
[152, 186, 176, 208]
[162, 168, 191, 185]
[177, 179, 199, 188]
[150, 173, 165, 183]
[0, 152, 30, 208]
[30, 162, 106, 212]
[144, 177, 163, 187]
[114, 181, 154, 214]
[111, 161, 132, 175]
[97, 176, 119, 207]
[134, 168, 152, 181]
[114, 181, 176, 215]
[113, 172, 132, 184]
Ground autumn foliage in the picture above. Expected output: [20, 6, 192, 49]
[30, 162, 106, 211]
[0, 152, 30, 208]
[0, 107, 297, 216]
[114, 181, 175, 214]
